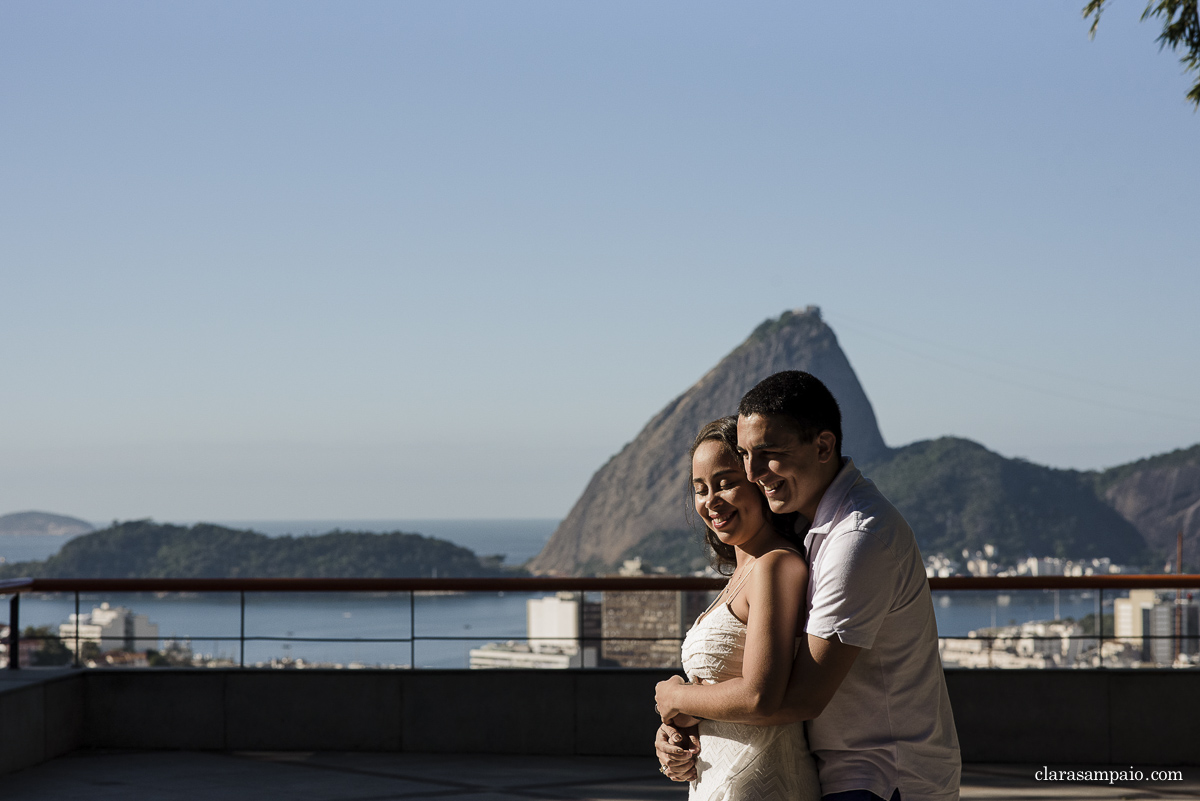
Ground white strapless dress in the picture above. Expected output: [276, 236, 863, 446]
[680, 604, 821, 801]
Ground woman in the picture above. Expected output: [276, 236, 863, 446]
[654, 416, 820, 801]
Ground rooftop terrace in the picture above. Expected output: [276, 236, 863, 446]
[4, 577, 1199, 799]
[4, 751, 1199, 801]
[3, 665, 1198, 800]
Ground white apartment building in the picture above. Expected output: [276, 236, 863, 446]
[469, 592, 598, 669]
[1114, 589, 1200, 665]
[58, 602, 159, 654]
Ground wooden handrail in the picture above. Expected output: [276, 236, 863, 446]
[15, 576, 724, 593]
[6, 574, 1199, 672]
[929, 575, 1200, 590]
[1, 574, 1199, 593]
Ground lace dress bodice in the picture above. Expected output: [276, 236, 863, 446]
[681, 603, 747, 684]
[678, 592, 820, 801]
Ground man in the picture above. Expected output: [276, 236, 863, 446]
[656, 370, 960, 801]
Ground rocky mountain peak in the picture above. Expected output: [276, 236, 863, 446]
[528, 308, 888, 575]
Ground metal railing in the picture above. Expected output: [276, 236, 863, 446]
[931, 574, 1200, 669]
[0, 576, 721, 670]
[3, 575, 1200, 670]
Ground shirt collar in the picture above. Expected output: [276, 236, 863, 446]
[807, 457, 860, 535]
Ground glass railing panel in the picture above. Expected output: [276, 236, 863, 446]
[4, 590, 243, 668]
[933, 587, 1106, 669]
[933, 586, 1200, 669]
[4, 578, 1197, 671]
[242, 591, 412, 668]
[3, 590, 76, 668]
[412, 590, 540, 668]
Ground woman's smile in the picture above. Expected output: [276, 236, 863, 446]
[692, 440, 772, 549]
[709, 510, 737, 530]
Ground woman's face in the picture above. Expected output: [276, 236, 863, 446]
[692, 439, 769, 548]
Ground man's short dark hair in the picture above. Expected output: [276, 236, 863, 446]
[737, 370, 843, 460]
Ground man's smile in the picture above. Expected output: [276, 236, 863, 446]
[760, 479, 785, 497]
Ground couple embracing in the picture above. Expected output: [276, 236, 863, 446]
[654, 371, 960, 801]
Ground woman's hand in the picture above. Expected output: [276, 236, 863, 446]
[655, 674, 688, 723]
[655, 720, 700, 782]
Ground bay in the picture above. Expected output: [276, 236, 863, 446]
[2, 518, 1123, 667]
[11, 588, 1114, 669]
[931, 589, 1105, 637]
[3, 517, 557, 668]
[15, 590, 541, 669]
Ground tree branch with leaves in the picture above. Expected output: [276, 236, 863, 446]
[1084, 0, 1200, 108]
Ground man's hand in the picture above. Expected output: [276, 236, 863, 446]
[655, 720, 699, 782]
[654, 674, 686, 722]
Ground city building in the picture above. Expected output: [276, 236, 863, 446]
[468, 592, 599, 669]
[1114, 589, 1199, 665]
[940, 620, 1090, 669]
[600, 588, 710, 668]
[58, 602, 158, 654]
[0, 624, 43, 667]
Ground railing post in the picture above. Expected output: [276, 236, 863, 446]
[1097, 588, 1105, 668]
[74, 591, 81, 668]
[8, 593, 20, 670]
[577, 591, 585, 669]
[240, 591, 246, 668]
[409, 590, 416, 669]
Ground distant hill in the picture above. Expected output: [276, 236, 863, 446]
[0, 511, 94, 538]
[530, 307, 1182, 575]
[615, 439, 1152, 575]
[0, 520, 524, 579]
[1092, 444, 1200, 571]
[529, 307, 889, 574]
[862, 438, 1149, 566]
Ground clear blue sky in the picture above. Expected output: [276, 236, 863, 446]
[2, 1, 1197, 521]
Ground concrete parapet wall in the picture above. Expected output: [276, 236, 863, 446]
[3, 668, 1198, 777]
[0, 672, 82, 775]
[946, 669, 1200, 765]
[70, 669, 672, 755]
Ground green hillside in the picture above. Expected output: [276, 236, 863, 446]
[863, 438, 1150, 564]
[616, 437, 1153, 575]
[1091, 443, 1200, 493]
[0, 520, 523, 579]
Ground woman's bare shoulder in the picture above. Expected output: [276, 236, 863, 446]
[752, 547, 808, 581]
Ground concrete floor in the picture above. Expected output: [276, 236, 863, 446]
[2, 752, 1198, 801]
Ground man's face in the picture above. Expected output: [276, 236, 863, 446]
[736, 412, 838, 521]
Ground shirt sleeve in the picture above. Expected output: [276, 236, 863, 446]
[806, 529, 897, 650]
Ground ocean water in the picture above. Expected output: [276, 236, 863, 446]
[8, 587, 1116, 669]
[1, 519, 554, 667]
[13, 590, 539, 668]
[930, 589, 1105, 637]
